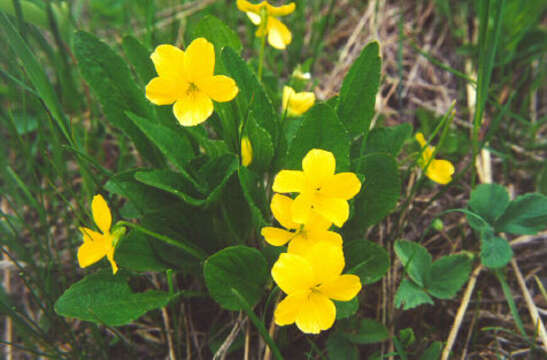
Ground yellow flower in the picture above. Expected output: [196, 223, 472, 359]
[237, 0, 295, 50]
[145, 38, 239, 126]
[282, 86, 315, 116]
[241, 136, 253, 167]
[415, 132, 455, 185]
[272, 149, 362, 227]
[78, 194, 122, 274]
[272, 242, 361, 334]
[261, 194, 342, 254]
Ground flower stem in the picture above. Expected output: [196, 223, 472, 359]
[257, 34, 266, 80]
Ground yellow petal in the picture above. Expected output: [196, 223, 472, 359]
[184, 38, 215, 82]
[294, 292, 336, 334]
[271, 253, 315, 294]
[91, 194, 111, 234]
[266, 16, 292, 50]
[313, 195, 349, 228]
[301, 242, 345, 285]
[318, 274, 362, 301]
[246, 11, 262, 25]
[240, 136, 253, 167]
[266, 2, 296, 16]
[319, 173, 362, 200]
[274, 290, 308, 326]
[77, 228, 107, 268]
[282, 86, 315, 116]
[197, 75, 239, 103]
[107, 247, 118, 274]
[236, 0, 263, 13]
[302, 149, 336, 188]
[150, 44, 185, 79]
[415, 132, 427, 147]
[287, 230, 342, 255]
[270, 194, 299, 230]
[272, 170, 305, 193]
[145, 76, 182, 105]
[282, 86, 295, 114]
[290, 193, 313, 224]
[261, 227, 294, 246]
[172, 90, 214, 126]
[304, 210, 332, 231]
[426, 159, 454, 184]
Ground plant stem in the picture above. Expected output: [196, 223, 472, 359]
[257, 34, 266, 80]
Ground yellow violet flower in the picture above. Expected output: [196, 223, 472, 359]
[241, 136, 253, 167]
[78, 194, 123, 274]
[415, 132, 455, 185]
[272, 149, 362, 227]
[272, 242, 362, 334]
[282, 86, 315, 116]
[145, 38, 239, 126]
[261, 194, 342, 254]
[237, 0, 295, 50]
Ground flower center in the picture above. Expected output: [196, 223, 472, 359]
[186, 82, 199, 96]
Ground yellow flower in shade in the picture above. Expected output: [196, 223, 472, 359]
[241, 136, 253, 167]
[261, 194, 342, 254]
[415, 132, 455, 185]
[78, 194, 123, 274]
[282, 86, 315, 116]
[272, 242, 362, 334]
[272, 149, 362, 227]
[145, 38, 239, 126]
[237, 0, 295, 50]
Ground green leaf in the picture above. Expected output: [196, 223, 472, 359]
[73, 31, 163, 165]
[427, 254, 472, 299]
[418, 341, 443, 360]
[335, 297, 359, 320]
[0, 13, 70, 141]
[327, 332, 359, 360]
[395, 278, 434, 310]
[494, 193, 547, 235]
[348, 153, 400, 230]
[336, 41, 381, 137]
[193, 15, 242, 59]
[345, 239, 389, 285]
[398, 328, 416, 347]
[286, 103, 351, 170]
[480, 231, 513, 269]
[363, 123, 413, 156]
[342, 318, 389, 344]
[203, 246, 268, 311]
[238, 167, 268, 227]
[135, 169, 204, 206]
[245, 111, 274, 173]
[136, 154, 238, 207]
[54, 272, 171, 326]
[126, 112, 195, 171]
[394, 240, 431, 287]
[468, 184, 510, 227]
[221, 46, 277, 144]
[114, 231, 169, 272]
[122, 35, 155, 86]
[104, 170, 176, 217]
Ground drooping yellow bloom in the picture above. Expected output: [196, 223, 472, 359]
[282, 86, 315, 116]
[415, 132, 455, 185]
[272, 149, 362, 227]
[241, 136, 253, 167]
[237, 0, 295, 50]
[145, 38, 239, 126]
[272, 242, 361, 334]
[261, 194, 342, 254]
[78, 194, 122, 274]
